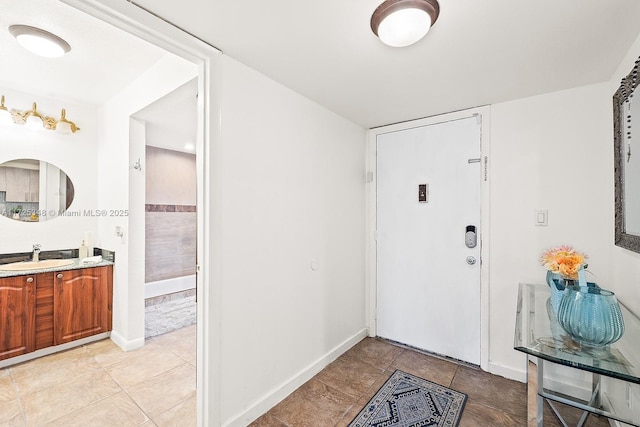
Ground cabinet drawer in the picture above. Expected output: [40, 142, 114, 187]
[35, 273, 54, 350]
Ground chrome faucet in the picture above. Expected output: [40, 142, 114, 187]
[32, 244, 41, 262]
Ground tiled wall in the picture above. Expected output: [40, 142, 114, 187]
[145, 146, 196, 205]
[145, 146, 196, 283]
[0, 191, 38, 221]
[145, 209, 196, 282]
[144, 289, 196, 337]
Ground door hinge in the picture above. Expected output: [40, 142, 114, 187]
[366, 171, 374, 183]
[483, 156, 488, 182]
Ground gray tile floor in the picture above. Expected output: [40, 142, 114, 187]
[252, 337, 611, 427]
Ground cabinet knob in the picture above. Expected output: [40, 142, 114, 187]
[57, 274, 63, 279]
[26, 277, 34, 283]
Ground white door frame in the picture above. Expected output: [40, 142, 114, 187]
[60, 1, 222, 425]
[366, 106, 491, 371]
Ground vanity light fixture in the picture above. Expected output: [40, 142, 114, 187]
[0, 96, 12, 126]
[371, 0, 440, 47]
[55, 109, 80, 134]
[24, 102, 44, 130]
[0, 99, 80, 134]
[9, 25, 71, 58]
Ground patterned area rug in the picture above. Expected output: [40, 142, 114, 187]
[348, 370, 467, 427]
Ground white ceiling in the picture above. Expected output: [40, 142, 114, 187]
[0, 0, 196, 153]
[133, 78, 198, 154]
[134, 0, 640, 128]
[0, 0, 166, 105]
[2, 0, 640, 131]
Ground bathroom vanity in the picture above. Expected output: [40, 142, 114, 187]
[0, 262, 113, 362]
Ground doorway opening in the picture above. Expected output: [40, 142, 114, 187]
[131, 79, 199, 338]
[61, 0, 221, 424]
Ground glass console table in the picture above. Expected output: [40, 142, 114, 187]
[514, 283, 640, 426]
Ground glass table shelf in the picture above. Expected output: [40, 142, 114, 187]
[514, 283, 640, 426]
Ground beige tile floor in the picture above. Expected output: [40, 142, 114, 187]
[0, 325, 196, 426]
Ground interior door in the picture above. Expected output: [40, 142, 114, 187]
[376, 116, 481, 365]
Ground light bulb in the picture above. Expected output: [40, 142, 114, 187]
[378, 8, 431, 47]
[15, 34, 66, 58]
[55, 109, 79, 134]
[56, 121, 72, 134]
[0, 96, 12, 126]
[24, 102, 44, 131]
[25, 115, 43, 130]
[0, 110, 11, 127]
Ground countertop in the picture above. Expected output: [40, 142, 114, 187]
[0, 258, 114, 278]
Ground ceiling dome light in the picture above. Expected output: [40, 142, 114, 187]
[9, 25, 71, 58]
[371, 0, 440, 47]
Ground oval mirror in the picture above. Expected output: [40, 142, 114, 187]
[0, 159, 75, 222]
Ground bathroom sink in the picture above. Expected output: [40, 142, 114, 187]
[0, 259, 75, 271]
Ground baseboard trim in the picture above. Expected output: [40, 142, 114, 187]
[0, 332, 110, 369]
[488, 361, 527, 383]
[110, 330, 145, 351]
[223, 328, 369, 427]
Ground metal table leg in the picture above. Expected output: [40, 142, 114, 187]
[537, 360, 603, 427]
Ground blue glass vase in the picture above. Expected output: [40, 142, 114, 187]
[557, 285, 625, 347]
[545, 270, 599, 315]
[545, 271, 566, 315]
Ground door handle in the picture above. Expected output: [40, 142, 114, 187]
[465, 225, 477, 248]
[466, 256, 477, 265]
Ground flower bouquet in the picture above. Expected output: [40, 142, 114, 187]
[540, 245, 588, 281]
[540, 245, 588, 314]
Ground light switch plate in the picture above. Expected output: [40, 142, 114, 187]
[535, 209, 548, 226]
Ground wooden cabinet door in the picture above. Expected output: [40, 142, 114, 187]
[0, 275, 36, 360]
[54, 266, 113, 345]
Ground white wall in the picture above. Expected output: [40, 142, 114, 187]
[487, 32, 640, 407]
[96, 53, 197, 348]
[217, 56, 367, 426]
[0, 87, 98, 254]
[489, 83, 614, 378]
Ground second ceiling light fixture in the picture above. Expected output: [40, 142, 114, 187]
[371, 0, 440, 48]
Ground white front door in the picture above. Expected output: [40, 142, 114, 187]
[376, 116, 482, 365]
